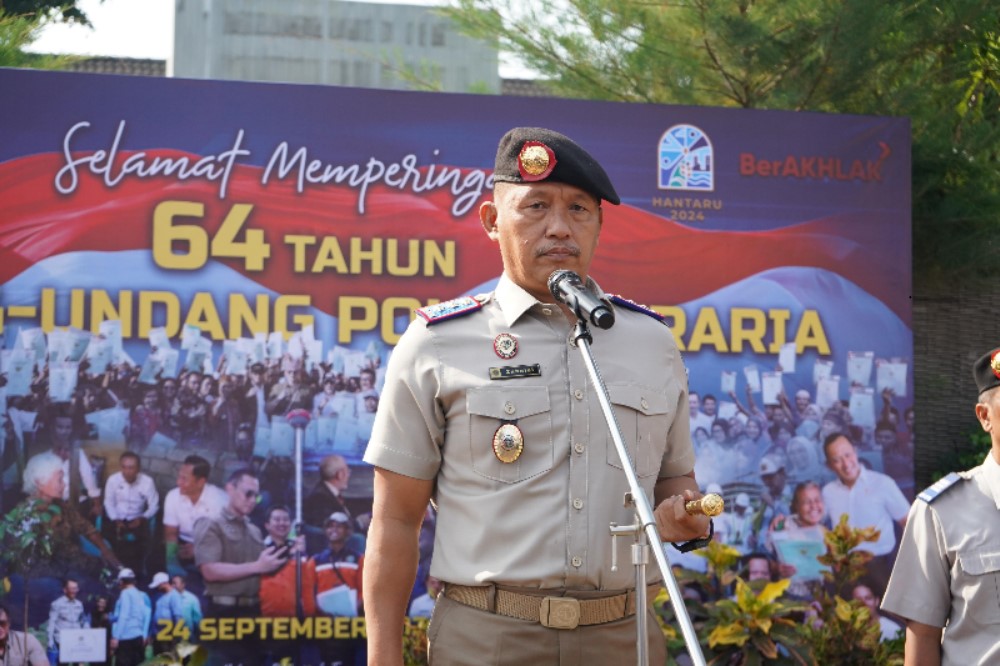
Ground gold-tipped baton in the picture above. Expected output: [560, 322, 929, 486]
[684, 493, 725, 517]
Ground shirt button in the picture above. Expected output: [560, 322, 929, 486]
[542, 307, 553, 315]
[574, 443, 585, 454]
[641, 398, 649, 410]
[571, 556, 583, 568]
[504, 401, 516, 415]
[572, 498, 584, 510]
[574, 389, 584, 400]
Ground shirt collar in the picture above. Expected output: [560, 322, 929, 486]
[493, 273, 610, 328]
[981, 450, 1000, 509]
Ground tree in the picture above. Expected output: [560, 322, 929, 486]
[443, 0, 1000, 284]
[0, 9, 77, 69]
[0, 0, 94, 25]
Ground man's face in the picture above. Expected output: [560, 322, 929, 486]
[702, 398, 717, 416]
[826, 436, 861, 485]
[795, 392, 810, 412]
[54, 416, 74, 445]
[227, 475, 260, 517]
[325, 520, 350, 544]
[332, 464, 351, 491]
[176, 464, 206, 497]
[481, 182, 602, 303]
[64, 580, 79, 600]
[185, 373, 201, 392]
[172, 576, 186, 592]
[747, 558, 770, 582]
[688, 393, 700, 417]
[0, 609, 9, 643]
[265, 509, 292, 542]
[761, 469, 786, 495]
[359, 371, 375, 391]
[121, 456, 140, 484]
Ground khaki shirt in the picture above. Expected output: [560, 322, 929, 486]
[193, 506, 265, 598]
[881, 452, 1000, 665]
[365, 274, 694, 590]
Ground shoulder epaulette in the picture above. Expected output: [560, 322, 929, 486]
[417, 295, 489, 325]
[917, 472, 963, 504]
[608, 295, 666, 323]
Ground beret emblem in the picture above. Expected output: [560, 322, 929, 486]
[991, 350, 1000, 379]
[518, 141, 556, 181]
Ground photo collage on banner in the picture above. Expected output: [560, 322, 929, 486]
[0, 68, 910, 664]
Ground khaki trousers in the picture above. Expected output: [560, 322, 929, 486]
[427, 594, 668, 666]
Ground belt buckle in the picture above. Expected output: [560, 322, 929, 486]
[539, 597, 580, 630]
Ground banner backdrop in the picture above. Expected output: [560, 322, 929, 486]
[0, 68, 911, 663]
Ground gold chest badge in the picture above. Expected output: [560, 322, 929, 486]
[492, 423, 524, 463]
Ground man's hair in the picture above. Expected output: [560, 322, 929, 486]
[265, 504, 291, 522]
[703, 394, 717, 404]
[319, 454, 347, 481]
[182, 455, 211, 480]
[120, 451, 140, 465]
[62, 577, 78, 589]
[22, 451, 63, 495]
[226, 468, 257, 486]
[822, 432, 853, 460]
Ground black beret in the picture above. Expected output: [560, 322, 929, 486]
[493, 127, 620, 205]
[973, 347, 1000, 394]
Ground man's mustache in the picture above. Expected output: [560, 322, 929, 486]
[535, 243, 581, 257]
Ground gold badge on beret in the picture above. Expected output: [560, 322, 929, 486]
[991, 350, 1000, 379]
[492, 423, 524, 463]
[518, 141, 557, 181]
[493, 333, 518, 359]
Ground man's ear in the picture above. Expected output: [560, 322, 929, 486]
[480, 200, 499, 240]
[976, 401, 992, 433]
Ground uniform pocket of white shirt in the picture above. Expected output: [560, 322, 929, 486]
[605, 384, 672, 478]
[957, 547, 1000, 624]
[466, 386, 553, 484]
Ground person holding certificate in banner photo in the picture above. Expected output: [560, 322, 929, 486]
[364, 127, 710, 665]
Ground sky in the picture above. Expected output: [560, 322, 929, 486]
[28, 0, 176, 60]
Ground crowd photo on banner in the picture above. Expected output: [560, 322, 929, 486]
[0, 67, 912, 664]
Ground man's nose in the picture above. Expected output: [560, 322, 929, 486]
[545, 209, 572, 237]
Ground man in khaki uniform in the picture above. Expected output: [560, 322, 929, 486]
[882, 347, 1000, 665]
[363, 127, 711, 665]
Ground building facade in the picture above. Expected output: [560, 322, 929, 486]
[173, 0, 499, 93]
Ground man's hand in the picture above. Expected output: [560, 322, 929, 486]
[255, 545, 288, 574]
[654, 489, 711, 543]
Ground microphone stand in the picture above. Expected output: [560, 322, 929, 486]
[286, 409, 311, 621]
[570, 318, 707, 666]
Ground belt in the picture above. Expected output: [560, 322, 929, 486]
[442, 583, 661, 630]
[210, 595, 260, 608]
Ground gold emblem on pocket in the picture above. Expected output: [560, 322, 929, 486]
[492, 423, 524, 463]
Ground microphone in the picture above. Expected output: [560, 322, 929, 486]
[547, 270, 615, 329]
[285, 409, 311, 430]
[684, 493, 724, 517]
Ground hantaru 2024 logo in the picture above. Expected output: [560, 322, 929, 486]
[658, 124, 714, 192]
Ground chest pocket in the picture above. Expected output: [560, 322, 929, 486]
[605, 384, 672, 478]
[957, 547, 1000, 624]
[467, 386, 552, 484]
